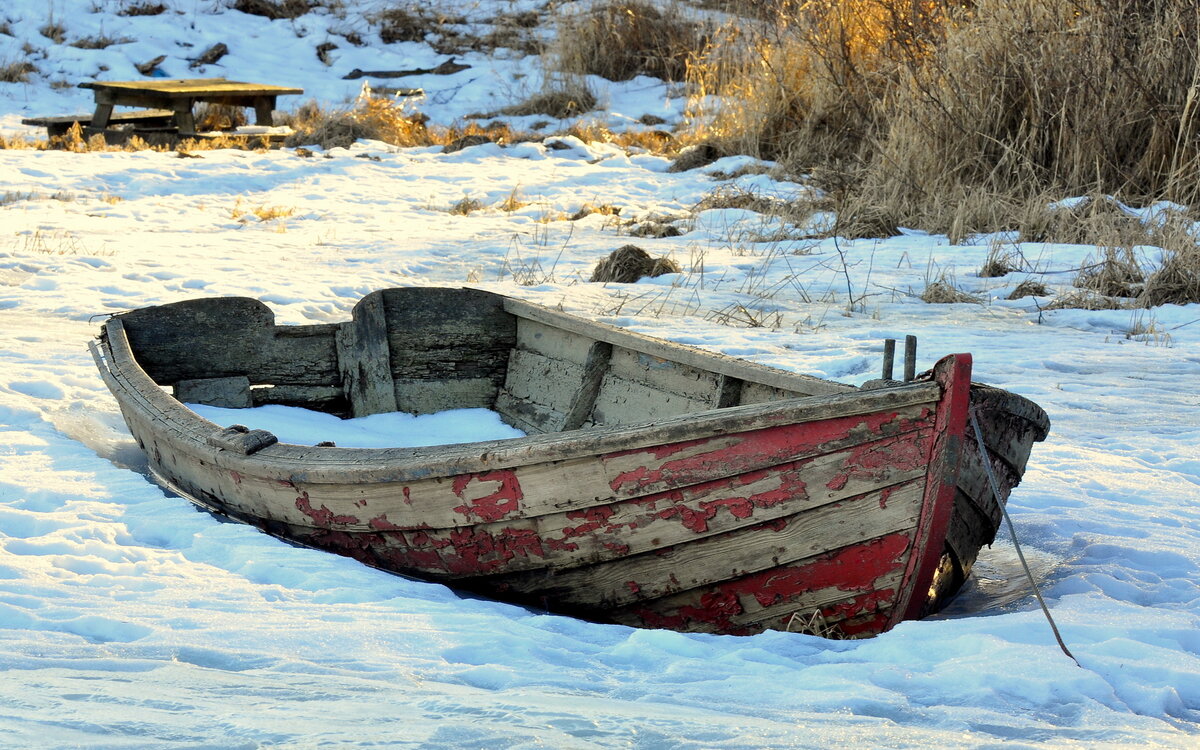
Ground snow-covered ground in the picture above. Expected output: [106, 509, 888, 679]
[1, 2, 1197, 748]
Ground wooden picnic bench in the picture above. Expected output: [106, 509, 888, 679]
[22, 109, 176, 137]
[23, 78, 304, 141]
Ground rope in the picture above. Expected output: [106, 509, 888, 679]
[969, 408, 1081, 667]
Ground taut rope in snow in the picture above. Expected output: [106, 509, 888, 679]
[968, 408, 1081, 668]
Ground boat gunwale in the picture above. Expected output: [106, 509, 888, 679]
[94, 313, 943, 485]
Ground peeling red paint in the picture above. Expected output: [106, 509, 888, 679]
[878, 486, 894, 509]
[825, 431, 930, 492]
[895, 354, 972, 626]
[294, 492, 361, 526]
[368, 513, 403, 531]
[604, 410, 930, 496]
[402, 486, 412, 505]
[632, 533, 911, 635]
[451, 470, 524, 523]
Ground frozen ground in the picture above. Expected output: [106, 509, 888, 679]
[1, 2, 1198, 748]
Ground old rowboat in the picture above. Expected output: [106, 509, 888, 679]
[90, 287, 1048, 638]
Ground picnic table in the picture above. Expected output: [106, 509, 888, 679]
[23, 78, 304, 138]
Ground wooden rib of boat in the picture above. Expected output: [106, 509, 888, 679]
[90, 287, 1049, 638]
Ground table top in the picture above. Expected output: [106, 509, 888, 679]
[78, 78, 304, 97]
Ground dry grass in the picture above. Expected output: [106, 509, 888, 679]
[70, 34, 133, 49]
[232, 200, 296, 221]
[195, 103, 249, 132]
[686, 1, 1200, 237]
[39, 22, 66, 44]
[979, 238, 1029, 278]
[1076, 246, 1145, 299]
[1044, 290, 1129, 310]
[448, 196, 483, 215]
[546, 1, 707, 83]
[284, 98, 434, 149]
[376, 6, 465, 45]
[1143, 244, 1200, 306]
[0, 60, 37, 83]
[920, 277, 980, 304]
[502, 82, 598, 119]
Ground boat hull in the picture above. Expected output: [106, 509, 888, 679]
[91, 288, 1047, 637]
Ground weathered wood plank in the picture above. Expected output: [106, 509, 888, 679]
[250, 384, 347, 413]
[336, 293, 398, 418]
[175, 376, 251, 408]
[207, 425, 278, 455]
[486, 482, 924, 612]
[324, 442, 929, 579]
[498, 349, 587, 418]
[504, 298, 855, 397]
[714, 375, 744, 408]
[493, 390, 564, 434]
[221, 402, 936, 534]
[611, 561, 908, 636]
[738, 381, 801, 406]
[562, 341, 612, 430]
[114, 297, 339, 386]
[393, 377, 499, 415]
[513, 318, 595, 364]
[376, 288, 515, 412]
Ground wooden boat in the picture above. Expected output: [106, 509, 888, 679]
[90, 287, 1048, 638]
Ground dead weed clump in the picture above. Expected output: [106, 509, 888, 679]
[1076, 246, 1145, 299]
[376, 6, 465, 45]
[195, 103, 249, 132]
[119, 2, 167, 15]
[921, 277, 980, 304]
[0, 60, 37, 83]
[1142, 245, 1200, 306]
[284, 98, 433, 149]
[590, 244, 681, 283]
[548, 1, 707, 82]
[1007, 279, 1049, 299]
[1044, 290, 1129, 311]
[233, 0, 314, 20]
[501, 82, 598, 119]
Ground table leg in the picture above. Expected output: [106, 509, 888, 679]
[253, 96, 277, 126]
[173, 102, 196, 134]
[92, 104, 114, 130]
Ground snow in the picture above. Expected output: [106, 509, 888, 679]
[187, 403, 525, 448]
[1, 1, 1198, 748]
